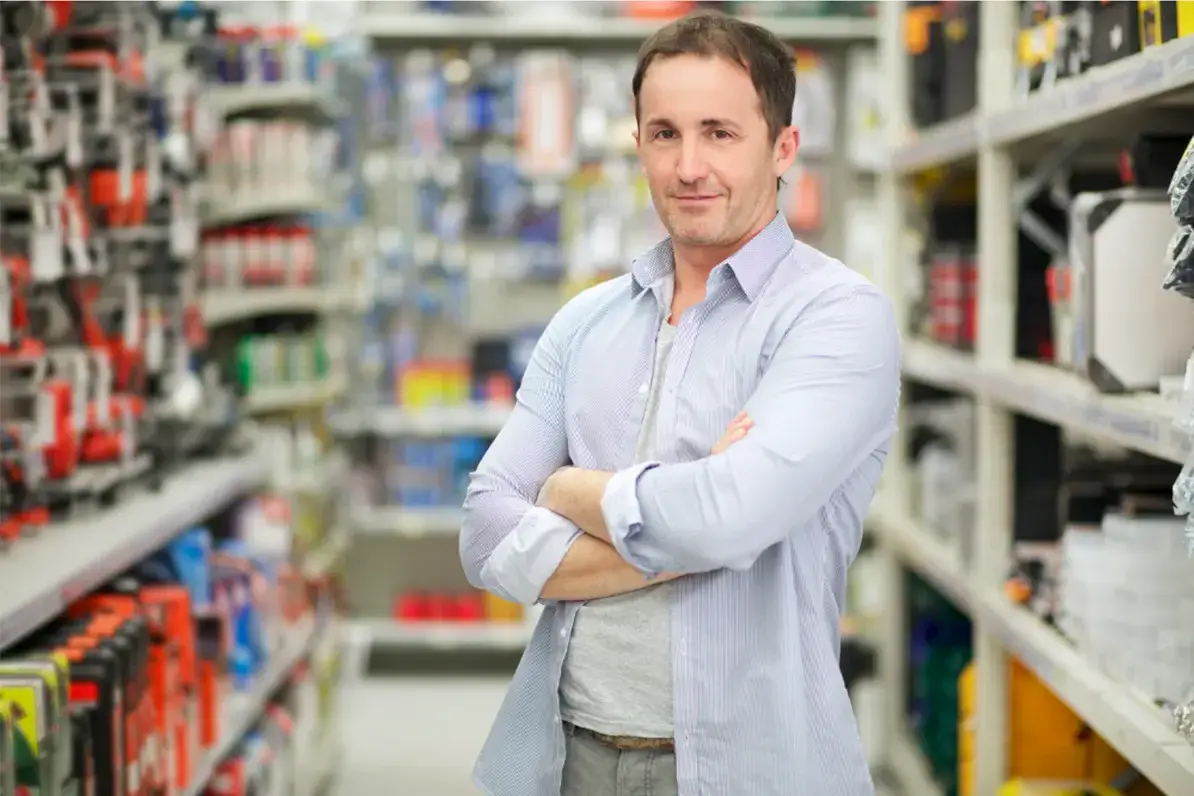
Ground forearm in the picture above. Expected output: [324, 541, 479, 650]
[539, 533, 680, 602]
[541, 467, 613, 542]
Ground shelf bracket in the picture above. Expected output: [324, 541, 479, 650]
[1013, 139, 1084, 258]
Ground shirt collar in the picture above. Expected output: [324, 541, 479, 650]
[630, 212, 795, 303]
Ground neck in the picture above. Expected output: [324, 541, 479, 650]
[672, 210, 776, 295]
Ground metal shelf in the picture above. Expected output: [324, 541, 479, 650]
[868, 505, 1194, 796]
[362, 13, 876, 44]
[345, 618, 532, 652]
[243, 374, 347, 415]
[888, 35, 1194, 173]
[902, 339, 1192, 464]
[331, 403, 512, 438]
[0, 453, 268, 652]
[201, 186, 331, 229]
[203, 286, 356, 326]
[353, 506, 462, 538]
[205, 82, 340, 121]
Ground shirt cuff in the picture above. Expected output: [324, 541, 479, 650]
[480, 507, 583, 605]
[601, 461, 662, 576]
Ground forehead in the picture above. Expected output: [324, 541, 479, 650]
[638, 54, 764, 125]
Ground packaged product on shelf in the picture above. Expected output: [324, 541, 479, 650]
[1162, 225, 1194, 299]
[1068, 188, 1194, 393]
[791, 51, 835, 157]
[1171, 135, 1194, 222]
[0, 700, 14, 795]
[516, 51, 576, 179]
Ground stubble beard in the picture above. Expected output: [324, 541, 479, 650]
[663, 209, 735, 248]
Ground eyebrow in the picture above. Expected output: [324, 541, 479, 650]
[643, 117, 742, 130]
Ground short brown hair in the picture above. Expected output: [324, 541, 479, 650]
[632, 10, 797, 143]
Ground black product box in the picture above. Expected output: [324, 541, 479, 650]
[906, 1, 946, 129]
[1089, 0, 1142, 67]
[941, 0, 980, 119]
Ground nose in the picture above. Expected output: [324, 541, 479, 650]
[676, 139, 709, 185]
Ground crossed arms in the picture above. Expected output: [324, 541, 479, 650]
[459, 284, 900, 605]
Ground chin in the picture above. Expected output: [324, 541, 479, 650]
[668, 220, 730, 247]
[672, 232, 725, 247]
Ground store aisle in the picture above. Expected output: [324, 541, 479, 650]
[334, 676, 509, 795]
[332, 675, 899, 795]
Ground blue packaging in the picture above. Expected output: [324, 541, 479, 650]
[166, 527, 213, 610]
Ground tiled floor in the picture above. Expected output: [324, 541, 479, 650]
[332, 676, 899, 796]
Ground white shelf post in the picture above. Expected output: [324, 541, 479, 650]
[876, 0, 911, 769]
[974, 1, 1020, 793]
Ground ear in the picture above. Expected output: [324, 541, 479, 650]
[632, 127, 641, 153]
[773, 125, 799, 178]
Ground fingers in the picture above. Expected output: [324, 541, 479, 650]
[713, 412, 754, 454]
[728, 412, 754, 434]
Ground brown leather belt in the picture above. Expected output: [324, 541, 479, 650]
[569, 723, 675, 752]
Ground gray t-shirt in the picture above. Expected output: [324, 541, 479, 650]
[558, 317, 677, 738]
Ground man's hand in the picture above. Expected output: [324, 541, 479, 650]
[712, 411, 753, 454]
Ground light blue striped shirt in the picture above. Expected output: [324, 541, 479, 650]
[460, 213, 900, 796]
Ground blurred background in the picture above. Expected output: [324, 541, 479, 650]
[2, 2, 1194, 796]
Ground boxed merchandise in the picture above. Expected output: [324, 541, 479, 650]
[1067, 188, 1194, 393]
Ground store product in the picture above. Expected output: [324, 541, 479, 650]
[1068, 188, 1192, 394]
[0, 0, 253, 551]
[0, 498, 326, 796]
[961, 660, 1135, 796]
[393, 590, 523, 625]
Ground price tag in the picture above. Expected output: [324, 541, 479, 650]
[118, 131, 133, 202]
[120, 402, 136, 464]
[34, 392, 54, 449]
[146, 299, 165, 370]
[71, 352, 88, 433]
[0, 267, 10, 347]
[123, 275, 141, 346]
[66, 89, 83, 168]
[0, 84, 9, 147]
[171, 216, 198, 259]
[146, 136, 161, 201]
[99, 65, 115, 133]
[93, 353, 112, 427]
[30, 204, 63, 281]
[66, 205, 91, 274]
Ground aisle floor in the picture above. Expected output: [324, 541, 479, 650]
[332, 676, 899, 796]
[334, 676, 508, 796]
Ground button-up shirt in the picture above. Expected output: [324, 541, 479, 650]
[460, 213, 900, 796]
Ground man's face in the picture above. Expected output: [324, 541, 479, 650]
[635, 54, 797, 250]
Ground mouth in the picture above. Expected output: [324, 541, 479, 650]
[673, 195, 721, 203]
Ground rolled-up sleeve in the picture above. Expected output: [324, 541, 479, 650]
[600, 461, 662, 576]
[481, 508, 584, 604]
[600, 285, 900, 575]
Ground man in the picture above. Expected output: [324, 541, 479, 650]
[459, 10, 899, 796]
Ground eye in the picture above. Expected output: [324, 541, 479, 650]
[653, 129, 676, 141]
[711, 129, 733, 140]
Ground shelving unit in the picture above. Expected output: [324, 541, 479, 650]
[0, 454, 267, 651]
[0, 2, 354, 793]
[360, 11, 877, 44]
[871, 3, 1194, 794]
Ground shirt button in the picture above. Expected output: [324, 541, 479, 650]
[559, 629, 567, 638]
[638, 383, 648, 394]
